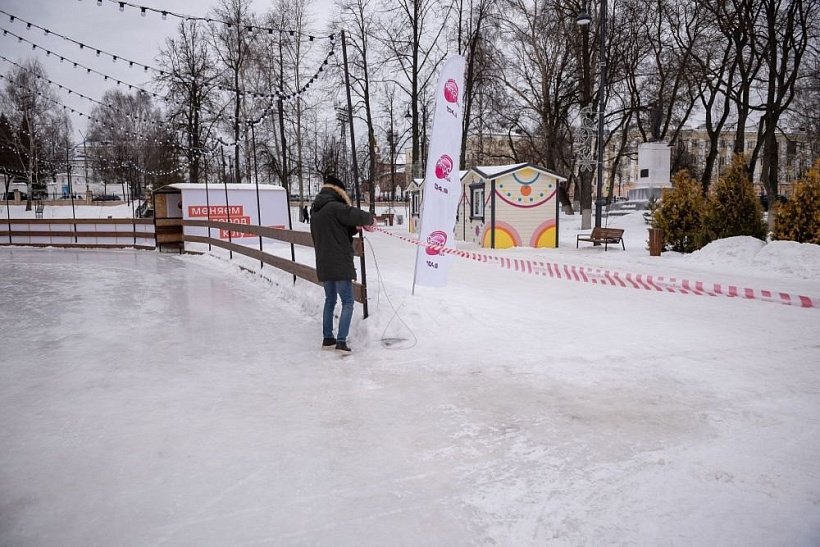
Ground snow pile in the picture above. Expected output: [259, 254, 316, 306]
[688, 236, 820, 281]
[753, 240, 820, 281]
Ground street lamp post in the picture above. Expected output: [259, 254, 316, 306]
[578, 2, 607, 230]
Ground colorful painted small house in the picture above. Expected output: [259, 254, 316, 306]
[458, 163, 566, 248]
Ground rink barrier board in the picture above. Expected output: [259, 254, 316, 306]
[1, 218, 155, 249]
[374, 227, 818, 309]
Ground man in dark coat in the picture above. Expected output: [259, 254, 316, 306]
[310, 174, 375, 353]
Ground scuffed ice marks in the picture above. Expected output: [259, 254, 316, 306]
[421, 373, 715, 543]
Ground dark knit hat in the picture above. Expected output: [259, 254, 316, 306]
[325, 174, 345, 190]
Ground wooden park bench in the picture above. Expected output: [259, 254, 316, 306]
[34, 201, 44, 219]
[576, 227, 625, 251]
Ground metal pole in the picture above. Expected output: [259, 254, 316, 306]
[278, 34, 296, 285]
[594, 0, 607, 230]
[221, 147, 233, 259]
[251, 123, 263, 269]
[203, 152, 212, 251]
[68, 150, 77, 243]
[5, 172, 11, 244]
[83, 135, 88, 192]
[342, 29, 369, 318]
[130, 163, 136, 246]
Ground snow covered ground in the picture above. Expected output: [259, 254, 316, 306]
[1, 205, 819, 545]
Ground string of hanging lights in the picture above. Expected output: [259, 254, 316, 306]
[0, 23, 337, 122]
[0, 8, 172, 76]
[77, 0, 335, 42]
[0, 115, 217, 176]
[0, 7, 340, 171]
[0, 33, 258, 130]
[0, 55, 173, 130]
[0, 26, 174, 99]
[0, 73, 180, 146]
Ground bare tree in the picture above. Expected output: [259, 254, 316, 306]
[156, 19, 220, 184]
[338, 0, 380, 211]
[752, 0, 815, 230]
[86, 90, 172, 200]
[498, 0, 579, 219]
[454, 0, 499, 170]
[379, 0, 452, 180]
[208, 0, 259, 185]
[0, 58, 68, 209]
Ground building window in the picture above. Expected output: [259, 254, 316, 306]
[469, 183, 485, 220]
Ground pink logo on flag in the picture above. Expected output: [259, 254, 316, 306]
[426, 230, 447, 255]
[444, 79, 459, 104]
[435, 155, 453, 179]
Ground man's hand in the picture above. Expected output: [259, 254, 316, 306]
[363, 223, 376, 232]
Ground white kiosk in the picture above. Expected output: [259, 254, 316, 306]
[160, 183, 289, 252]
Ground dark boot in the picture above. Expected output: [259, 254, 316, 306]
[322, 337, 336, 350]
[335, 341, 352, 354]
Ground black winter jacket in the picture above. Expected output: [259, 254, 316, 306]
[310, 185, 374, 281]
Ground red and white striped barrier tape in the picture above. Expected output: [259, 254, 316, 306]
[372, 227, 819, 309]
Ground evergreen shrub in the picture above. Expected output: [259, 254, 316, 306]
[652, 170, 706, 253]
[703, 154, 767, 242]
[773, 161, 820, 245]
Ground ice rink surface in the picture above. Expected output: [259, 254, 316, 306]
[1, 242, 819, 546]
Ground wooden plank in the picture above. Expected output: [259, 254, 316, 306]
[0, 230, 152, 239]
[155, 218, 183, 227]
[0, 243, 155, 250]
[183, 219, 313, 246]
[182, 219, 364, 256]
[156, 234, 184, 244]
[3, 218, 153, 225]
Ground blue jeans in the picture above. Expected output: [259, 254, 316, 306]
[323, 280, 354, 342]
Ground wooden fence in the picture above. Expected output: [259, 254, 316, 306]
[1, 217, 368, 310]
[178, 219, 368, 307]
[0, 218, 155, 249]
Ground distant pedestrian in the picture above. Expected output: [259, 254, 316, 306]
[302, 205, 310, 223]
[310, 174, 375, 354]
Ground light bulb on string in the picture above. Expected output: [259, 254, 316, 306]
[119, 2, 125, 12]
[140, 7, 146, 16]
[161, 12, 167, 20]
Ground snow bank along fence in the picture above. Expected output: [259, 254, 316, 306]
[178, 219, 368, 306]
[1, 218, 155, 249]
[375, 227, 818, 309]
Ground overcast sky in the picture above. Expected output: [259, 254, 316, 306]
[0, 0, 336, 139]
